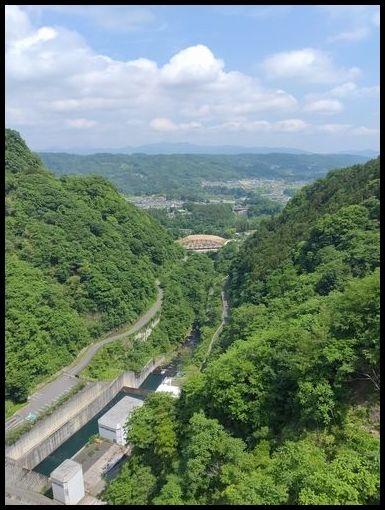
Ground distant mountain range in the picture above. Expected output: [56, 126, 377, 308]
[336, 149, 379, 158]
[36, 142, 379, 157]
[122, 143, 313, 155]
[39, 151, 371, 201]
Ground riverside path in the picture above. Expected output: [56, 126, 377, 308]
[5, 283, 163, 432]
[201, 276, 229, 368]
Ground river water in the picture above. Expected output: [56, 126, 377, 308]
[33, 328, 199, 477]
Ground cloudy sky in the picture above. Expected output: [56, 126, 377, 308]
[5, 5, 380, 152]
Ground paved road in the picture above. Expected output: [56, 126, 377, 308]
[5, 284, 163, 432]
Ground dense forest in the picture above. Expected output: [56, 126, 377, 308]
[39, 152, 369, 200]
[103, 157, 380, 505]
[5, 129, 180, 403]
[229, 157, 380, 305]
[83, 253, 219, 380]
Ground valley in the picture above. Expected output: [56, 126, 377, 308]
[5, 130, 380, 506]
[5, 4, 380, 506]
[39, 151, 369, 201]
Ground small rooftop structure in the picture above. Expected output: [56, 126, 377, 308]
[155, 377, 181, 398]
[98, 396, 143, 446]
[50, 459, 84, 505]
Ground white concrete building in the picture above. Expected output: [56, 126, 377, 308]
[155, 377, 181, 397]
[98, 396, 143, 446]
[50, 459, 85, 505]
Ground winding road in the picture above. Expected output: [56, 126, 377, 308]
[5, 283, 163, 432]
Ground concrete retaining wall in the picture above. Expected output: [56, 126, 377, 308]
[6, 356, 165, 470]
[5, 485, 63, 505]
[134, 316, 160, 342]
[5, 457, 49, 493]
[5, 381, 107, 462]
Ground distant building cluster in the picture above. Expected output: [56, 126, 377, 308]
[125, 195, 184, 210]
[201, 177, 306, 204]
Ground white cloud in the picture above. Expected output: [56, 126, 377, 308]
[218, 120, 272, 132]
[5, 106, 35, 126]
[175, 117, 378, 140]
[262, 48, 360, 84]
[4, 5, 379, 150]
[161, 45, 224, 85]
[322, 5, 380, 44]
[328, 27, 369, 43]
[211, 5, 292, 19]
[317, 123, 352, 134]
[150, 118, 178, 132]
[5, 6, 302, 147]
[351, 126, 379, 136]
[24, 5, 157, 31]
[13, 26, 57, 50]
[66, 118, 97, 129]
[317, 123, 378, 137]
[329, 82, 357, 97]
[329, 82, 379, 98]
[5, 5, 32, 47]
[302, 82, 378, 120]
[150, 118, 202, 132]
[180, 121, 202, 130]
[358, 85, 380, 98]
[273, 119, 308, 132]
[215, 118, 308, 133]
[304, 99, 343, 114]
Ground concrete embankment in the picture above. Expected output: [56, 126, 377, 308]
[5, 485, 62, 506]
[6, 357, 165, 470]
[4, 457, 56, 506]
[5, 456, 49, 492]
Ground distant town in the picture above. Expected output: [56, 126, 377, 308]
[201, 177, 308, 204]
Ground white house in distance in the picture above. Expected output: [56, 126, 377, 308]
[50, 459, 85, 505]
[98, 396, 143, 445]
[155, 377, 181, 397]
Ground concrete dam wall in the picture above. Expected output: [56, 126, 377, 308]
[6, 356, 165, 470]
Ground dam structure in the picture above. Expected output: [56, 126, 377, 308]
[4, 287, 200, 504]
[5, 357, 165, 470]
[5, 358, 166, 505]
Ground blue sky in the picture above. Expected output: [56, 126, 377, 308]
[5, 5, 380, 152]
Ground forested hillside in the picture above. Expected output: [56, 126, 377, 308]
[39, 152, 369, 199]
[103, 158, 380, 505]
[5, 129, 180, 403]
[82, 252, 220, 380]
[229, 157, 380, 305]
